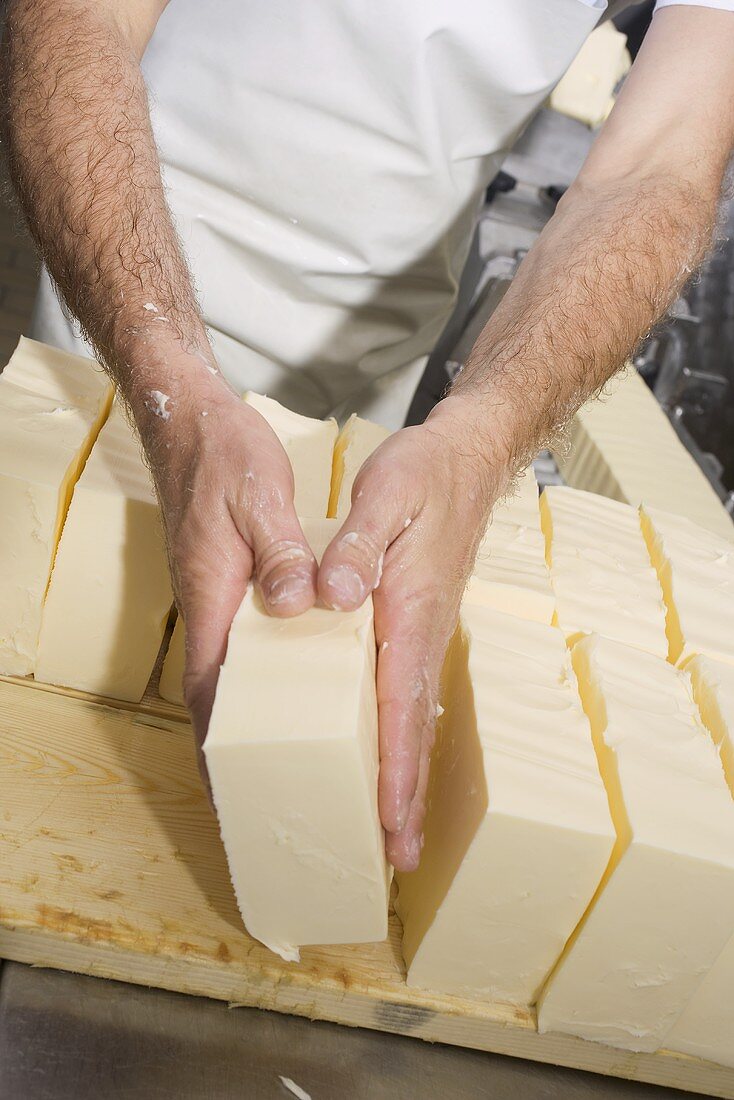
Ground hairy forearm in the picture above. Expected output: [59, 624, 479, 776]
[451, 170, 719, 480]
[0, 1, 224, 454]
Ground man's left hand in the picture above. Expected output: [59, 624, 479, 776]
[318, 396, 504, 871]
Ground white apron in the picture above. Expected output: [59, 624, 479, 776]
[32, 0, 611, 427]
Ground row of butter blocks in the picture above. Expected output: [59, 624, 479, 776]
[3, 339, 734, 1067]
[0, 337, 386, 699]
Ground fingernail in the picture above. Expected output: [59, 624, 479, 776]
[266, 572, 310, 605]
[325, 564, 366, 609]
[394, 803, 409, 832]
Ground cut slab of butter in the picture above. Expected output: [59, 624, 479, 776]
[555, 366, 733, 541]
[0, 339, 112, 676]
[36, 400, 173, 702]
[159, 394, 339, 705]
[641, 504, 734, 669]
[465, 466, 554, 624]
[328, 413, 390, 519]
[667, 655, 734, 1067]
[205, 518, 389, 960]
[243, 391, 337, 519]
[395, 607, 614, 1005]
[537, 636, 734, 1052]
[541, 486, 667, 657]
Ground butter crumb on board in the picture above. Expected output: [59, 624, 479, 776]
[395, 606, 614, 1006]
[35, 399, 173, 702]
[0, 337, 112, 677]
[537, 636, 734, 1052]
[204, 518, 389, 959]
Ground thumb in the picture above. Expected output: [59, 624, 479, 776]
[247, 504, 318, 618]
[318, 478, 415, 611]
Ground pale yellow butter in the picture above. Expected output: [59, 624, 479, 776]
[541, 486, 667, 657]
[667, 655, 734, 1067]
[328, 413, 390, 519]
[465, 466, 554, 624]
[0, 338, 112, 676]
[395, 607, 614, 1005]
[641, 504, 734, 669]
[555, 366, 733, 541]
[537, 636, 734, 1052]
[205, 518, 389, 960]
[243, 391, 337, 519]
[36, 401, 172, 701]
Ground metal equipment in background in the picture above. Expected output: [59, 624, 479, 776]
[407, 105, 734, 515]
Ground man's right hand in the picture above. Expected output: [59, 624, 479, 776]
[145, 376, 318, 764]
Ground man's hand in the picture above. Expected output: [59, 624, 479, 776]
[147, 377, 318, 764]
[318, 396, 504, 871]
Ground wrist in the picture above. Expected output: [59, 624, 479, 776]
[425, 392, 514, 503]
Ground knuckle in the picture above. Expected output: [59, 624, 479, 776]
[256, 538, 313, 583]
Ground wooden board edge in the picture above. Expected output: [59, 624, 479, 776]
[1, 925, 731, 1099]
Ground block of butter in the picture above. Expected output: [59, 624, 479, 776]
[555, 366, 733, 541]
[641, 504, 734, 669]
[667, 655, 734, 1067]
[204, 518, 389, 960]
[465, 466, 554, 624]
[541, 486, 667, 657]
[243, 391, 337, 519]
[328, 413, 390, 519]
[537, 636, 734, 1052]
[159, 393, 339, 706]
[36, 400, 173, 701]
[395, 607, 614, 1005]
[0, 338, 112, 676]
[550, 22, 630, 129]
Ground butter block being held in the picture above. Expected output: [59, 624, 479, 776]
[328, 413, 390, 519]
[0, 339, 112, 676]
[36, 400, 173, 702]
[641, 504, 734, 669]
[465, 466, 554, 624]
[159, 616, 185, 706]
[541, 486, 667, 657]
[667, 656, 734, 1067]
[243, 391, 337, 518]
[537, 636, 734, 1052]
[395, 608, 614, 1006]
[205, 518, 389, 960]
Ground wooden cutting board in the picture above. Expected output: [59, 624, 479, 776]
[1, 674, 732, 1098]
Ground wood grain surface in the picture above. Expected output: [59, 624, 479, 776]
[0, 674, 732, 1098]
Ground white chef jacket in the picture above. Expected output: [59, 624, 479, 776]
[30, 0, 733, 428]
